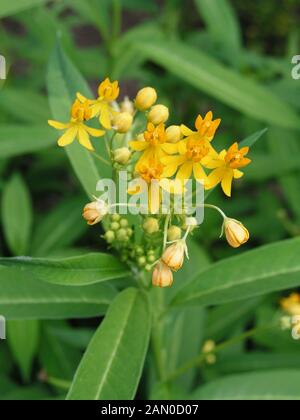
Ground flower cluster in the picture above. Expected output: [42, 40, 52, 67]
[48, 78, 251, 288]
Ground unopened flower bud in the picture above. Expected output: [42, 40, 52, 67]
[120, 96, 134, 115]
[167, 226, 182, 242]
[104, 231, 115, 244]
[224, 218, 249, 248]
[166, 125, 182, 143]
[116, 228, 128, 242]
[162, 241, 187, 272]
[148, 104, 169, 125]
[83, 200, 109, 225]
[113, 147, 132, 165]
[135, 87, 157, 111]
[152, 261, 173, 288]
[143, 218, 160, 234]
[113, 112, 133, 133]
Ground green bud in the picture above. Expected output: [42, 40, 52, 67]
[120, 219, 129, 228]
[138, 256, 147, 267]
[147, 254, 156, 263]
[127, 228, 133, 237]
[104, 231, 115, 244]
[111, 214, 121, 222]
[145, 264, 152, 272]
[116, 228, 128, 241]
[111, 222, 120, 231]
[135, 246, 144, 256]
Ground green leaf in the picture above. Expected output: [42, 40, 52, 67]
[31, 196, 87, 256]
[0, 125, 56, 159]
[0, 88, 50, 123]
[47, 41, 105, 198]
[133, 40, 300, 129]
[192, 370, 300, 400]
[172, 237, 300, 307]
[194, 0, 241, 56]
[67, 288, 151, 400]
[239, 128, 268, 148]
[1, 174, 33, 255]
[7, 320, 40, 382]
[0, 0, 47, 18]
[0, 268, 117, 319]
[0, 253, 129, 286]
[216, 352, 300, 375]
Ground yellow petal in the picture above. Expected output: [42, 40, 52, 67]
[48, 120, 69, 130]
[206, 167, 226, 189]
[193, 164, 208, 184]
[57, 126, 78, 147]
[178, 140, 187, 155]
[161, 143, 179, 155]
[234, 169, 244, 179]
[84, 125, 106, 137]
[99, 104, 112, 129]
[180, 124, 194, 137]
[129, 140, 148, 152]
[221, 170, 234, 197]
[176, 161, 193, 182]
[78, 127, 95, 151]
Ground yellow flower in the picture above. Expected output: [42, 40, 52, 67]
[161, 137, 215, 185]
[181, 111, 221, 143]
[129, 122, 176, 171]
[224, 218, 249, 248]
[281, 293, 300, 317]
[77, 78, 119, 129]
[206, 142, 251, 196]
[152, 261, 173, 288]
[48, 99, 105, 151]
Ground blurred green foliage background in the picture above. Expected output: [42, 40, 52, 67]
[0, 0, 300, 401]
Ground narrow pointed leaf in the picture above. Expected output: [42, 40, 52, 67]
[0, 253, 129, 286]
[67, 288, 151, 400]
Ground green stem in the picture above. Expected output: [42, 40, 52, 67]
[165, 324, 276, 383]
[46, 376, 71, 391]
[163, 214, 171, 251]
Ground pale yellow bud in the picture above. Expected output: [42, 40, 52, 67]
[224, 218, 249, 248]
[113, 147, 131, 165]
[152, 261, 173, 288]
[135, 87, 157, 111]
[148, 104, 169, 125]
[112, 112, 133, 133]
[206, 354, 217, 365]
[167, 226, 182, 242]
[82, 200, 109, 226]
[120, 96, 134, 115]
[162, 241, 187, 272]
[166, 125, 182, 143]
[143, 218, 160, 234]
[202, 340, 216, 354]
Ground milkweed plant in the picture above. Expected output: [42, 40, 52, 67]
[48, 78, 251, 289]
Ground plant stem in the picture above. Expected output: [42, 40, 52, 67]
[46, 376, 71, 391]
[165, 324, 276, 383]
[163, 214, 171, 251]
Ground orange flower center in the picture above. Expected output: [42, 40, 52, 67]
[226, 151, 246, 169]
[71, 100, 92, 122]
[185, 139, 210, 163]
[138, 161, 164, 184]
[144, 123, 166, 146]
